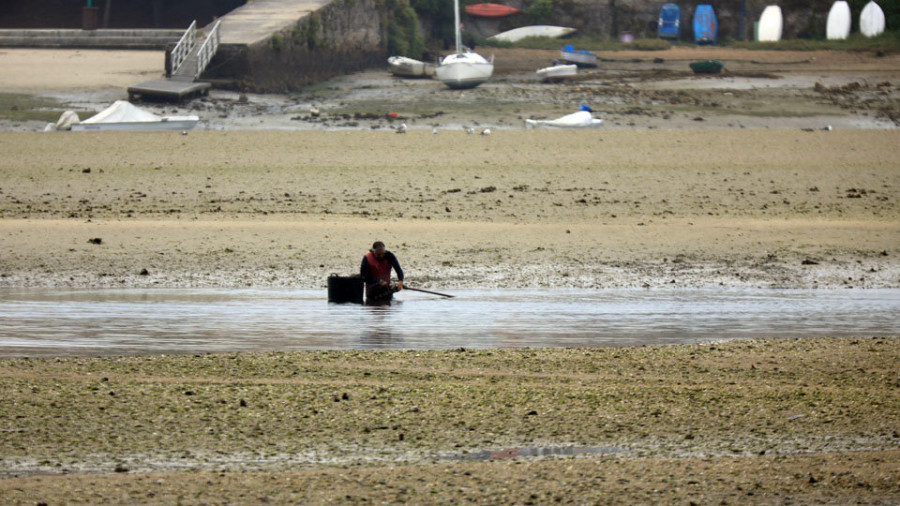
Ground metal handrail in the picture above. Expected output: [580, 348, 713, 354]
[195, 20, 221, 79]
[170, 20, 196, 75]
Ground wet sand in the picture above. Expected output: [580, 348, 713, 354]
[1, 47, 899, 502]
[1, 128, 898, 289]
[1, 337, 898, 503]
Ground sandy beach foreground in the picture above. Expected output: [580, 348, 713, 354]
[1, 337, 898, 503]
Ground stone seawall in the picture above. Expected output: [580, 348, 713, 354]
[199, 0, 854, 93]
[205, 0, 386, 92]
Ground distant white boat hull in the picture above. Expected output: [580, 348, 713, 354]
[757, 5, 783, 42]
[71, 117, 199, 132]
[827, 1, 851, 40]
[525, 110, 603, 128]
[860, 1, 886, 38]
[387, 56, 435, 78]
[489, 25, 576, 43]
[536, 64, 577, 82]
[435, 52, 494, 89]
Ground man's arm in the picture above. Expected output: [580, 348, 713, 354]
[388, 252, 404, 281]
[360, 256, 372, 284]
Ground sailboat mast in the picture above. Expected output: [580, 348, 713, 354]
[453, 0, 462, 54]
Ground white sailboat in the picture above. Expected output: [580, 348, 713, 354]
[434, 0, 493, 89]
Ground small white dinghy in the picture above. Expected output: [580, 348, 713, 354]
[536, 63, 577, 82]
[387, 56, 435, 78]
[70, 101, 199, 132]
[525, 105, 603, 128]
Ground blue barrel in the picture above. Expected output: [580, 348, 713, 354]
[327, 274, 363, 304]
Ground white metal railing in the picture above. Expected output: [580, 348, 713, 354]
[170, 20, 196, 75]
[195, 20, 221, 78]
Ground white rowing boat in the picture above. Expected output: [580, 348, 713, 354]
[536, 63, 577, 82]
[387, 56, 436, 78]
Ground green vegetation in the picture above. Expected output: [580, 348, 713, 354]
[0, 93, 74, 123]
[729, 31, 900, 52]
[481, 36, 675, 51]
[270, 32, 284, 51]
[410, 0, 454, 43]
[291, 13, 322, 51]
[479, 30, 900, 53]
[381, 0, 425, 58]
[526, 0, 553, 24]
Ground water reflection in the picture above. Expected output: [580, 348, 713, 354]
[360, 302, 399, 348]
[0, 288, 897, 356]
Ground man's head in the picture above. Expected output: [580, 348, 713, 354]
[372, 241, 386, 259]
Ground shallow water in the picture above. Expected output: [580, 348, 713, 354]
[0, 288, 897, 357]
[441, 445, 627, 462]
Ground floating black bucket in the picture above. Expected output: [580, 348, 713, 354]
[327, 274, 363, 304]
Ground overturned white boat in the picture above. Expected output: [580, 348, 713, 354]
[525, 105, 603, 128]
[536, 63, 577, 82]
[435, 0, 493, 89]
[387, 56, 435, 78]
[488, 25, 576, 43]
[70, 100, 199, 132]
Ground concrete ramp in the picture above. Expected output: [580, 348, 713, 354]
[203, 0, 386, 92]
[218, 0, 333, 46]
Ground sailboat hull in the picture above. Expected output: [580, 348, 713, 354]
[437, 0, 494, 89]
[435, 53, 494, 89]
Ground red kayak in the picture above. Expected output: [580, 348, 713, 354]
[464, 3, 522, 17]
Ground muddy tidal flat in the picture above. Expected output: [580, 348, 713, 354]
[1, 46, 899, 503]
[1, 337, 899, 504]
[1, 129, 898, 290]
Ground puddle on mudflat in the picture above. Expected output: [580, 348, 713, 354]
[441, 446, 628, 462]
[0, 288, 898, 356]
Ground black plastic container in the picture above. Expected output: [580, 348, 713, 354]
[327, 274, 363, 304]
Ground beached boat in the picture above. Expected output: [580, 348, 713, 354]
[387, 56, 435, 78]
[435, 0, 494, 89]
[658, 3, 681, 40]
[70, 100, 199, 132]
[757, 5, 784, 42]
[827, 1, 852, 40]
[693, 4, 718, 44]
[559, 44, 597, 67]
[689, 59, 724, 74]
[525, 105, 603, 128]
[536, 63, 577, 82]
[860, 1, 886, 38]
[488, 25, 576, 43]
[464, 3, 521, 17]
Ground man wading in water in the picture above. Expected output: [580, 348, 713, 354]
[360, 241, 404, 303]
